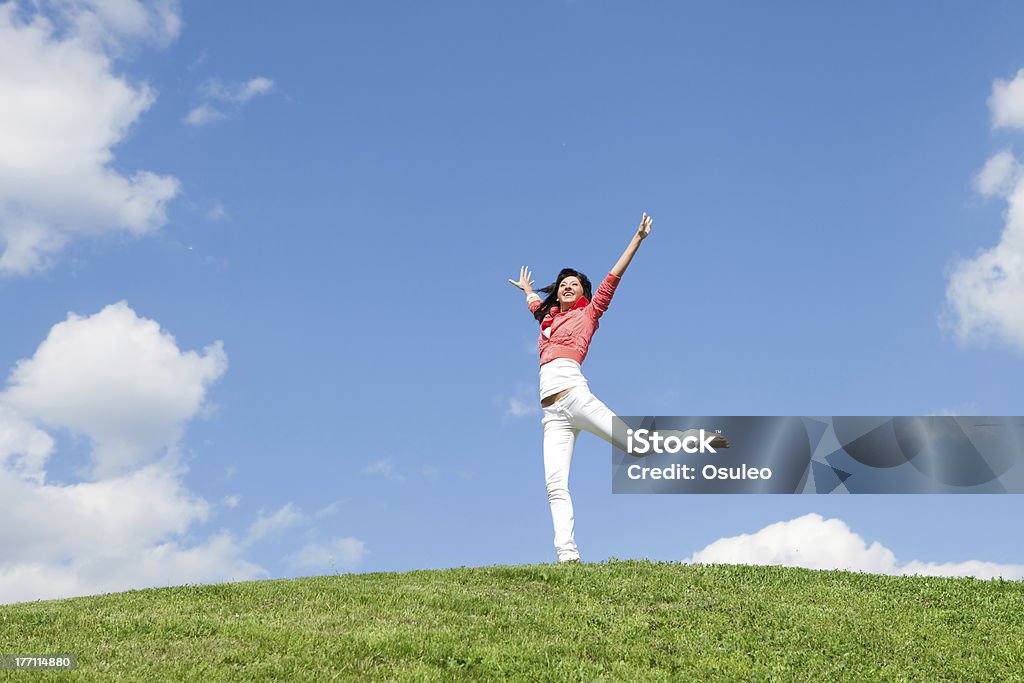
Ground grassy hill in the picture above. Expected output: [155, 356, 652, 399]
[1, 560, 1022, 681]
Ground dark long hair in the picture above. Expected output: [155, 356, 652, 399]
[533, 268, 593, 323]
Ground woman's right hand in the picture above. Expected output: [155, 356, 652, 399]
[637, 212, 652, 240]
[508, 265, 535, 292]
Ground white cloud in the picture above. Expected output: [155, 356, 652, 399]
[943, 74, 1024, 351]
[185, 76, 274, 127]
[0, 463, 208, 563]
[500, 383, 538, 418]
[686, 514, 897, 573]
[361, 457, 404, 481]
[42, 0, 182, 51]
[0, 532, 264, 605]
[360, 460, 442, 483]
[944, 178, 1024, 349]
[989, 69, 1024, 130]
[184, 103, 225, 127]
[313, 501, 343, 518]
[246, 503, 303, 544]
[4, 301, 227, 478]
[0, 302, 282, 604]
[286, 537, 367, 571]
[0, 442, 268, 606]
[0, 404, 55, 483]
[202, 76, 274, 104]
[686, 513, 1024, 580]
[206, 201, 228, 221]
[973, 150, 1021, 198]
[898, 559, 1024, 580]
[0, 2, 181, 275]
[506, 396, 537, 418]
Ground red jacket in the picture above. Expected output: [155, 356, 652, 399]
[528, 272, 621, 366]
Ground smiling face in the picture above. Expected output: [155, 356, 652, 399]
[557, 276, 583, 310]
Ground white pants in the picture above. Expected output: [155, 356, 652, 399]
[540, 384, 627, 562]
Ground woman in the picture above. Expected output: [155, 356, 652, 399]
[508, 213, 659, 563]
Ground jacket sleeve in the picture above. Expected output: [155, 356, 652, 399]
[527, 293, 543, 315]
[588, 273, 621, 320]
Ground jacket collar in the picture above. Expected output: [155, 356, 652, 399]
[541, 296, 589, 330]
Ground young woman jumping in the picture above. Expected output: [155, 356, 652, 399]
[510, 212, 725, 563]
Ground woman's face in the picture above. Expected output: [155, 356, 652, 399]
[558, 276, 583, 309]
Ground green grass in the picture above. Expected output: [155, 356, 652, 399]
[1, 561, 1022, 681]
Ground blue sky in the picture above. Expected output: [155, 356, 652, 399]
[2, 0, 1024, 602]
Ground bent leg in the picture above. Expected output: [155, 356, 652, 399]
[566, 386, 630, 453]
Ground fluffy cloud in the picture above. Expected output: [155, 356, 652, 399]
[0, 404, 55, 483]
[4, 301, 227, 478]
[0, 533, 263, 606]
[0, 2, 181, 275]
[944, 71, 1024, 350]
[686, 514, 896, 573]
[286, 538, 367, 571]
[972, 149, 1021, 198]
[0, 301, 367, 603]
[0, 302, 262, 604]
[0, 464, 208, 562]
[989, 68, 1024, 130]
[39, 0, 181, 51]
[686, 513, 1024, 580]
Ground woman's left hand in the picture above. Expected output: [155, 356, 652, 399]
[637, 212, 652, 240]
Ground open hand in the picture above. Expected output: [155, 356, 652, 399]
[637, 212, 652, 240]
[508, 265, 535, 292]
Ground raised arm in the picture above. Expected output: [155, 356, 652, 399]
[588, 213, 652, 319]
[508, 265, 542, 312]
[610, 212, 652, 277]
